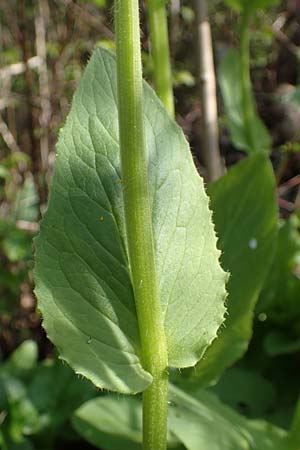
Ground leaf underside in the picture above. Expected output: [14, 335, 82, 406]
[34, 48, 227, 394]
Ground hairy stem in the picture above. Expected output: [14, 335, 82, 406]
[114, 1, 168, 449]
[146, 0, 175, 117]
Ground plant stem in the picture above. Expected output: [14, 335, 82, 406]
[194, 0, 223, 182]
[146, 0, 175, 117]
[240, 7, 255, 151]
[114, 1, 168, 450]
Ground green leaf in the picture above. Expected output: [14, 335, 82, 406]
[0, 437, 35, 450]
[4, 152, 30, 170]
[34, 48, 227, 394]
[0, 165, 11, 180]
[1, 341, 38, 380]
[224, 0, 280, 13]
[168, 385, 288, 450]
[210, 368, 276, 417]
[73, 385, 289, 450]
[72, 396, 142, 450]
[257, 213, 300, 325]
[219, 49, 271, 153]
[80, 0, 106, 7]
[27, 358, 96, 436]
[2, 229, 32, 262]
[185, 154, 277, 387]
[72, 395, 183, 450]
[11, 176, 39, 223]
[0, 375, 40, 445]
[264, 330, 300, 356]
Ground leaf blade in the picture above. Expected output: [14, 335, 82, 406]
[219, 49, 271, 154]
[186, 154, 278, 387]
[168, 385, 288, 450]
[34, 48, 227, 393]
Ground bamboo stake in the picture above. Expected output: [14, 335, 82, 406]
[194, 0, 224, 182]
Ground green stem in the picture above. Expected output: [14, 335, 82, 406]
[146, 0, 175, 118]
[114, 1, 168, 450]
[240, 8, 255, 151]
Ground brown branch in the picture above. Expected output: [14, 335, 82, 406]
[278, 197, 295, 212]
[278, 175, 300, 195]
[272, 13, 300, 57]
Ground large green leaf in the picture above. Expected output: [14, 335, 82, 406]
[185, 154, 277, 387]
[72, 395, 182, 450]
[168, 385, 288, 450]
[219, 49, 271, 154]
[34, 48, 227, 394]
[72, 385, 288, 450]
